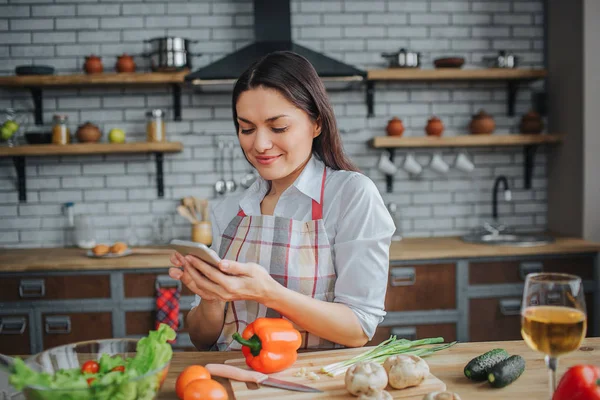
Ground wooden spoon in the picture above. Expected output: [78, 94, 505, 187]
[182, 197, 197, 221]
[193, 197, 204, 221]
[201, 199, 209, 222]
[177, 205, 197, 224]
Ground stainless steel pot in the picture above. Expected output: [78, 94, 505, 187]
[143, 37, 201, 72]
[382, 48, 421, 68]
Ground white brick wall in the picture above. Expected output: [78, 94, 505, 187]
[0, 0, 547, 247]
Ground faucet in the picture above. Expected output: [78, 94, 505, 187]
[492, 176, 512, 220]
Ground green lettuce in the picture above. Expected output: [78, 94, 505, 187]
[9, 324, 176, 400]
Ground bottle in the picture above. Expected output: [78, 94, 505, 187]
[63, 202, 75, 247]
[52, 115, 70, 145]
[146, 109, 166, 142]
[387, 202, 403, 242]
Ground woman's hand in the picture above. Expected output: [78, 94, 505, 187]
[168, 252, 280, 304]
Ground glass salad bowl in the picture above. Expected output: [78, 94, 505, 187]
[12, 333, 173, 400]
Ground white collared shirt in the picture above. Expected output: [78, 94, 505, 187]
[192, 156, 395, 340]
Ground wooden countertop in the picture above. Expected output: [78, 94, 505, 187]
[1, 237, 599, 272]
[389, 236, 600, 261]
[160, 338, 600, 399]
[0, 247, 175, 272]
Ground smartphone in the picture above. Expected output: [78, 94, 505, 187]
[170, 239, 221, 268]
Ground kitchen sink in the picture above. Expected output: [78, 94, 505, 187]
[461, 233, 555, 247]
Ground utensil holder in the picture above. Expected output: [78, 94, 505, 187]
[191, 222, 212, 246]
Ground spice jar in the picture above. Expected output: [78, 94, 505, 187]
[52, 115, 71, 145]
[146, 109, 166, 142]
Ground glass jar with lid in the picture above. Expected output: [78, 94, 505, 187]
[52, 115, 71, 145]
[146, 109, 166, 142]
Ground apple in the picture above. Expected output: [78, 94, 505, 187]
[3, 120, 19, 133]
[108, 128, 126, 143]
[0, 126, 13, 140]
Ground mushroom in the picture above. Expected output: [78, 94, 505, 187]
[344, 362, 388, 396]
[358, 389, 393, 400]
[423, 391, 462, 400]
[383, 354, 430, 389]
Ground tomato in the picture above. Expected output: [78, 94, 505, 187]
[111, 366, 125, 373]
[175, 365, 211, 399]
[553, 364, 600, 400]
[183, 379, 228, 400]
[86, 377, 96, 386]
[81, 361, 99, 375]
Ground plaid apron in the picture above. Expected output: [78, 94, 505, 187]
[215, 168, 337, 350]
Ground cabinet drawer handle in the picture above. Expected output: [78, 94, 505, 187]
[155, 275, 182, 292]
[0, 317, 27, 335]
[45, 316, 71, 334]
[390, 267, 416, 287]
[499, 299, 522, 316]
[19, 279, 45, 298]
[519, 262, 543, 280]
[390, 327, 417, 341]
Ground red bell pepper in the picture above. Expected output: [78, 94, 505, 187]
[553, 364, 600, 400]
[232, 317, 302, 374]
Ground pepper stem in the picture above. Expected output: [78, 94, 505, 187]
[232, 333, 262, 357]
[597, 378, 600, 387]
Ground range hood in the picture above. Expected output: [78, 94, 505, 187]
[185, 0, 366, 86]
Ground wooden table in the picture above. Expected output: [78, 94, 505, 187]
[160, 338, 600, 399]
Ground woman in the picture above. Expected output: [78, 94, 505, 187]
[169, 51, 395, 351]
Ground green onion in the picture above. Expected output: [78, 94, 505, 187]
[320, 336, 457, 377]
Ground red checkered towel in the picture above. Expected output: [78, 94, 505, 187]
[155, 285, 180, 343]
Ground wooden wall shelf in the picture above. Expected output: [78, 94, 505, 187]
[366, 68, 547, 81]
[0, 70, 189, 125]
[0, 71, 188, 87]
[370, 134, 562, 148]
[1, 142, 183, 203]
[364, 68, 547, 118]
[369, 134, 562, 193]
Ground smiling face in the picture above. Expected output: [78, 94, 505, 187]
[236, 86, 321, 184]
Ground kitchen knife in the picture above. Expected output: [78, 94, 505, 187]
[205, 363, 323, 393]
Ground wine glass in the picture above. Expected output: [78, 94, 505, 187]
[521, 273, 587, 396]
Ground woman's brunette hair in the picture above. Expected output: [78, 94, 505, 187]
[232, 51, 359, 172]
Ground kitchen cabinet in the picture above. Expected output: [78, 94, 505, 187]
[0, 240, 598, 353]
[0, 274, 111, 301]
[368, 323, 457, 346]
[0, 314, 31, 355]
[385, 263, 455, 311]
[468, 256, 597, 342]
[42, 312, 112, 349]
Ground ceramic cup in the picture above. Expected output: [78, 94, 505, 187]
[455, 152, 475, 173]
[377, 151, 398, 175]
[402, 153, 423, 175]
[429, 153, 450, 174]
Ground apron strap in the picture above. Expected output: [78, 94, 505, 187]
[237, 167, 327, 220]
[311, 167, 327, 220]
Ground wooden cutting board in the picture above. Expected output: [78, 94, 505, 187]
[224, 347, 446, 399]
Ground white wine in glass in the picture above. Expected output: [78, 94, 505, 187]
[521, 273, 587, 396]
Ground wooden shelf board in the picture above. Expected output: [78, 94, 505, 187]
[0, 142, 183, 157]
[367, 68, 547, 81]
[370, 134, 562, 148]
[0, 70, 189, 87]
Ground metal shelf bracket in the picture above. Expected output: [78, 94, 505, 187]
[155, 152, 165, 198]
[12, 156, 26, 202]
[507, 81, 518, 116]
[29, 88, 43, 126]
[172, 84, 182, 121]
[524, 145, 536, 189]
[366, 81, 375, 118]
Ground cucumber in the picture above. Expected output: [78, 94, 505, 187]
[464, 348, 509, 381]
[487, 355, 526, 388]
